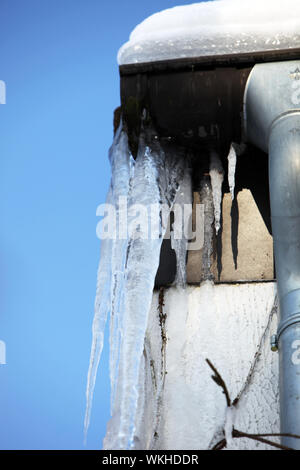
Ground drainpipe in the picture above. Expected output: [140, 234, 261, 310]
[244, 60, 300, 449]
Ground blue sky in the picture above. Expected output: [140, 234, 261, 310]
[0, 0, 201, 450]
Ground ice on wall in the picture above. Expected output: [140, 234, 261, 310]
[85, 120, 188, 449]
[143, 282, 279, 450]
[224, 406, 236, 448]
[136, 296, 167, 450]
[209, 151, 224, 234]
[118, 0, 300, 65]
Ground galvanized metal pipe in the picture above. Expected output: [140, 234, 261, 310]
[270, 115, 300, 448]
[244, 61, 300, 448]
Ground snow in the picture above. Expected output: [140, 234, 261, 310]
[85, 121, 187, 449]
[118, 0, 300, 65]
[209, 151, 224, 234]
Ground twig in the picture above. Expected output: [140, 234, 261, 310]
[232, 429, 294, 451]
[212, 429, 300, 451]
[206, 298, 300, 450]
[212, 439, 227, 451]
[247, 432, 300, 439]
[206, 358, 231, 407]
[206, 339, 300, 450]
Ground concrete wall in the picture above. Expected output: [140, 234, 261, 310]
[187, 189, 274, 284]
[135, 164, 278, 450]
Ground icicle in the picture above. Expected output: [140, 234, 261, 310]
[199, 176, 215, 281]
[227, 144, 237, 201]
[84, 187, 114, 445]
[209, 151, 224, 234]
[101, 123, 186, 450]
[224, 406, 236, 448]
[109, 140, 135, 415]
[84, 198, 113, 444]
[84, 122, 132, 443]
[171, 164, 192, 287]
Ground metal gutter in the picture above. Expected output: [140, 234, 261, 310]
[119, 48, 300, 76]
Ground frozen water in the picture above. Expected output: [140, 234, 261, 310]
[86, 120, 186, 450]
[118, 0, 300, 65]
[84, 122, 133, 443]
[171, 164, 192, 287]
[104, 130, 185, 450]
[224, 406, 236, 448]
[227, 144, 237, 200]
[209, 151, 224, 234]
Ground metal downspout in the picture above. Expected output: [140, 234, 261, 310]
[244, 61, 300, 449]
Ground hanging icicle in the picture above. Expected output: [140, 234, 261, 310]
[227, 144, 237, 201]
[84, 121, 133, 444]
[171, 163, 192, 288]
[85, 116, 187, 450]
[209, 151, 224, 235]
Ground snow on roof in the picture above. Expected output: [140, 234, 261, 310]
[118, 0, 300, 65]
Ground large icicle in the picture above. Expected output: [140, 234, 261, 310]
[104, 127, 185, 450]
[108, 136, 135, 415]
[84, 189, 114, 445]
[227, 144, 237, 201]
[171, 163, 192, 287]
[86, 117, 186, 450]
[84, 122, 132, 442]
[209, 151, 224, 234]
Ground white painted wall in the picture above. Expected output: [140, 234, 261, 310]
[135, 281, 280, 450]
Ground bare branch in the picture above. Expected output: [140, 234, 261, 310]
[206, 358, 231, 407]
